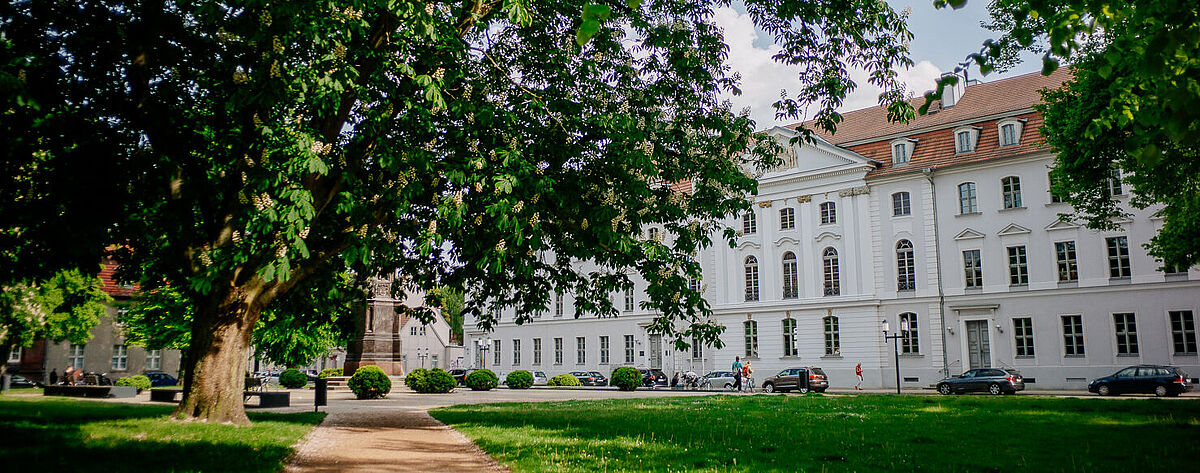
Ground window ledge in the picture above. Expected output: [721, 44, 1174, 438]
[956, 211, 982, 217]
[821, 355, 843, 360]
[1057, 280, 1079, 288]
[1172, 353, 1198, 357]
[778, 356, 800, 360]
[899, 353, 924, 358]
[1044, 202, 1068, 207]
[1014, 356, 1035, 359]
[1064, 355, 1086, 358]
[998, 206, 1026, 212]
[896, 289, 916, 296]
[1009, 284, 1029, 291]
[1116, 354, 1140, 357]
[892, 214, 912, 219]
[964, 287, 983, 293]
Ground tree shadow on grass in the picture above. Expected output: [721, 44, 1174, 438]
[0, 397, 322, 473]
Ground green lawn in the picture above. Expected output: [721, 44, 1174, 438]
[431, 394, 1200, 472]
[0, 396, 323, 472]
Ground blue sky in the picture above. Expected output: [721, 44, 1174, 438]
[720, 0, 1042, 127]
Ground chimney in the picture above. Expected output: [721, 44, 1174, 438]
[940, 72, 959, 109]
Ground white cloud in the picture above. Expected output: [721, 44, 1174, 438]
[712, 7, 944, 129]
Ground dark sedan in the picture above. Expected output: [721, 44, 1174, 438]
[640, 369, 668, 387]
[587, 371, 609, 386]
[144, 371, 179, 387]
[1088, 365, 1192, 397]
[570, 371, 606, 386]
[937, 368, 1024, 395]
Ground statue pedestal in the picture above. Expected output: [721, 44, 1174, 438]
[344, 279, 405, 376]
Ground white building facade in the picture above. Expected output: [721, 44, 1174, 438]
[466, 70, 1200, 389]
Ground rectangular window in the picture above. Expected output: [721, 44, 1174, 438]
[691, 336, 703, 360]
[533, 338, 542, 365]
[576, 337, 586, 365]
[1007, 245, 1028, 285]
[494, 339, 501, 366]
[1106, 169, 1124, 196]
[1013, 317, 1035, 357]
[431, 355, 438, 369]
[1002, 176, 1022, 209]
[963, 250, 983, 288]
[742, 212, 757, 234]
[1055, 241, 1078, 282]
[624, 335, 635, 363]
[743, 321, 758, 358]
[823, 316, 840, 356]
[958, 182, 977, 214]
[1062, 315, 1085, 356]
[1113, 313, 1139, 355]
[957, 131, 974, 152]
[146, 349, 162, 370]
[624, 288, 634, 312]
[1170, 310, 1197, 355]
[512, 339, 521, 365]
[600, 336, 610, 364]
[554, 338, 563, 364]
[893, 143, 908, 164]
[111, 344, 128, 371]
[892, 192, 911, 216]
[68, 344, 85, 369]
[1001, 123, 1016, 146]
[779, 207, 795, 230]
[7, 346, 21, 363]
[555, 293, 564, 317]
[1106, 236, 1131, 278]
[899, 313, 919, 354]
[782, 318, 797, 357]
[820, 202, 837, 225]
[1049, 172, 1064, 203]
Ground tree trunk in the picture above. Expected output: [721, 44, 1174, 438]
[174, 285, 263, 425]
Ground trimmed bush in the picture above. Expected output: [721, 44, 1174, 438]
[349, 365, 392, 399]
[405, 368, 455, 393]
[548, 373, 581, 387]
[318, 368, 343, 378]
[465, 369, 499, 391]
[611, 366, 641, 391]
[279, 368, 308, 389]
[505, 370, 534, 389]
[116, 375, 152, 392]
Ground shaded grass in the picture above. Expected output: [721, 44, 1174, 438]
[431, 394, 1200, 472]
[0, 396, 324, 472]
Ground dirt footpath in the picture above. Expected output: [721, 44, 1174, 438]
[286, 408, 507, 473]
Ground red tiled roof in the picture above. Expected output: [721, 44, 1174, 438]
[97, 260, 138, 298]
[790, 68, 1071, 146]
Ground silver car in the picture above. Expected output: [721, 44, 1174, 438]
[533, 371, 549, 386]
[699, 371, 739, 390]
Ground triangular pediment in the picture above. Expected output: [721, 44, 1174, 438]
[954, 228, 985, 241]
[997, 223, 1031, 237]
[760, 126, 878, 176]
[1044, 220, 1080, 231]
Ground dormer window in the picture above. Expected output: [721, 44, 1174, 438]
[953, 126, 980, 154]
[890, 138, 916, 166]
[997, 118, 1027, 146]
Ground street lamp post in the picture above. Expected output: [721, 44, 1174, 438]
[881, 320, 906, 394]
[417, 348, 428, 368]
[475, 338, 491, 369]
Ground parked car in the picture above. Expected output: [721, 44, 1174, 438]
[570, 371, 605, 386]
[449, 369, 470, 385]
[699, 371, 738, 390]
[144, 371, 179, 387]
[1088, 365, 1192, 397]
[532, 371, 549, 386]
[761, 367, 829, 393]
[639, 369, 668, 387]
[937, 368, 1025, 395]
[587, 371, 609, 386]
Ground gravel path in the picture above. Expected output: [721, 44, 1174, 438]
[286, 407, 507, 473]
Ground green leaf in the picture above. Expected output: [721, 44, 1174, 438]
[625, 0, 642, 10]
[577, 19, 602, 46]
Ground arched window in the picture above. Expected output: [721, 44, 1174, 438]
[744, 256, 759, 302]
[958, 182, 977, 214]
[899, 312, 919, 354]
[1001, 176, 1022, 209]
[896, 240, 916, 291]
[823, 316, 840, 355]
[782, 252, 798, 299]
[822, 247, 840, 296]
[744, 320, 759, 357]
[742, 211, 757, 234]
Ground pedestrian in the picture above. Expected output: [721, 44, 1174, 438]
[743, 362, 754, 392]
[855, 363, 864, 390]
[49, 369, 58, 385]
[671, 372, 680, 388]
[731, 356, 743, 392]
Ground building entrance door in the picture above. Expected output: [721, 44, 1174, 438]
[965, 320, 991, 369]
[649, 334, 662, 369]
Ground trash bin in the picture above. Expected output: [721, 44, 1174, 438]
[315, 377, 327, 408]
